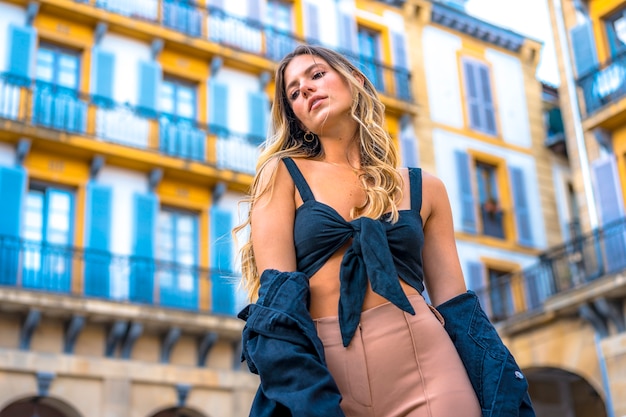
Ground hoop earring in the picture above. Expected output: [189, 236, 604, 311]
[303, 131, 315, 143]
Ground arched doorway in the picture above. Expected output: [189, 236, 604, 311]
[152, 407, 206, 417]
[0, 396, 81, 417]
[526, 367, 607, 417]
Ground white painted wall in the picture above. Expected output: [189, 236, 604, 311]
[0, 3, 26, 74]
[98, 34, 152, 105]
[423, 27, 464, 128]
[97, 166, 149, 299]
[0, 142, 16, 167]
[432, 127, 548, 249]
[486, 49, 531, 147]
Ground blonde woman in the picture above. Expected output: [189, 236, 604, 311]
[236, 45, 533, 417]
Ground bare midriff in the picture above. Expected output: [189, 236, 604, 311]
[308, 240, 420, 320]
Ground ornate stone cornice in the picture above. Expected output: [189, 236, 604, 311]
[431, 2, 525, 52]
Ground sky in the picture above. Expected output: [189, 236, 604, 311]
[465, 0, 561, 86]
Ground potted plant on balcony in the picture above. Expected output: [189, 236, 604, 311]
[482, 197, 501, 219]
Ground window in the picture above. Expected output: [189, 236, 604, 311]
[462, 59, 496, 135]
[456, 150, 534, 246]
[606, 7, 626, 57]
[358, 27, 384, 92]
[159, 77, 205, 160]
[265, 0, 295, 61]
[22, 185, 74, 292]
[161, 77, 196, 119]
[34, 44, 85, 132]
[156, 208, 199, 309]
[475, 161, 504, 239]
[488, 267, 513, 321]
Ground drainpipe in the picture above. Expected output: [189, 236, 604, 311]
[552, 0, 599, 230]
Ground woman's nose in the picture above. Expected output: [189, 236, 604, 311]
[300, 83, 315, 97]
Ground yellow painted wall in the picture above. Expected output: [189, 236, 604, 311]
[589, 0, 625, 63]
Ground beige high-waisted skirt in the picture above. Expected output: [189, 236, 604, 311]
[314, 294, 481, 417]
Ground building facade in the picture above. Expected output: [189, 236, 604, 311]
[0, 0, 416, 416]
[442, 0, 626, 415]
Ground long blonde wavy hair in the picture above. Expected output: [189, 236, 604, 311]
[235, 45, 403, 300]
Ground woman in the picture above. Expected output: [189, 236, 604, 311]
[236, 45, 530, 416]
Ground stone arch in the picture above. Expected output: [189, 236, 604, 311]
[524, 367, 607, 417]
[0, 395, 82, 417]
[149, 406, 207, 417]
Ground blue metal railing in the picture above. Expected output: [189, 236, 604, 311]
[73, 0, 413, 102]
[578, 51, 626, 116]
[0, 73, 261, 174]
[476, 218, 626, 322]
[0, 235, 240, 315]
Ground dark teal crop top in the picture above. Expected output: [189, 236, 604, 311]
[282, 157, 426, 347]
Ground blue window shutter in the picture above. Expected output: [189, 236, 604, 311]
[570, 21, 598, 78]
[592, 158, 626, 272]
[248, 91, 268, 145]
[247, 0, 261, 21]
[477, 65, 496, 134]
[130, 193, 157, 303]
[92, 48, 115, 103]
[510, 167, 533, 247]
[463, 60, 482, 131]
[305, 3, 320, 42]
[455, 150, 477, 234]
[84, 183, 112, 297]
[0, 166, 26, 286]
[391, 32, 408, 69]
[7, 25, 36, 82]
[466, 261, 490, 315]
[209, 81, 228, 131]
[138, 61, 162, 113]
[463, 59, 496, 135]
[593, 158, 624, 225]
[0, 166, 26, 238]
[339, 13, 356, 52]
[211, 207, 234, 314]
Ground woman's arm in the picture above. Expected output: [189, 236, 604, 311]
[421, 172, 468, 307]
[251, 157, 298, 275]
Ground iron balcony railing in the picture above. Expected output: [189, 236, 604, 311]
[476, 218, 626, 322]
[577, 51, 626, 116]
[0, 235, 240, 315]
[73, 0, 412, 102]
[0, 73, 261, 174]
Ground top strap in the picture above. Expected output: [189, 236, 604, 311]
[408, 167, 423, 214]
[282, 158, 315, 202]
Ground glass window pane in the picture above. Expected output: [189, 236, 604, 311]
[49, 191, 71, 212]
[36, 50, 55, 82]
[160, 82, 175, 113]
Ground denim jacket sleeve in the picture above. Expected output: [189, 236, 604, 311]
[238, 270, 345, 417]
[435, 291, 535, 417]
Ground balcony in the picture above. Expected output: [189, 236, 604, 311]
[68, 0, 412, 102]
[578, 51, 626, 123]
[476, 218, 626, 324]
[0, 234, 240, 315]
[0, 73, 260, 175]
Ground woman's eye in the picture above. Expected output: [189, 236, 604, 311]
[313, 71, 325, 79]
[289, 90, 299, 100]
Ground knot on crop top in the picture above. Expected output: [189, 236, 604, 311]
[283, 157, 426, 347]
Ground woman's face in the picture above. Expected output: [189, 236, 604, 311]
[283, 54, 354, 135]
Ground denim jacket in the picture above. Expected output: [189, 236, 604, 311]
[435, 291, 535, 417]
[238, 269, 345, 417]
